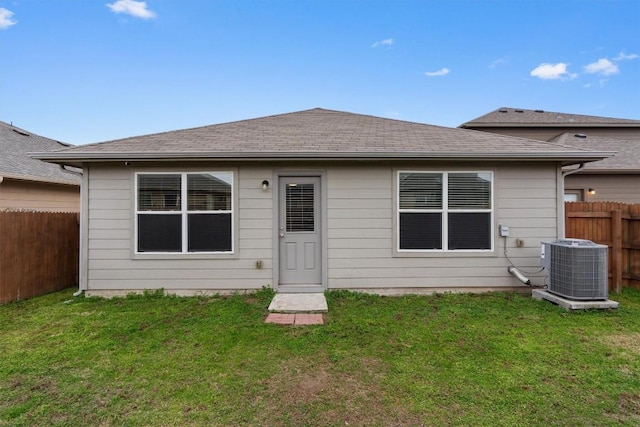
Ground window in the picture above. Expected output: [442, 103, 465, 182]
[564, 190, 583, 202]
[398, 171, 493, 251]
[136, 172, 233, 253]
[286, 183, 315, 232]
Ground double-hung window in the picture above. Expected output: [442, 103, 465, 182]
[136, 172, 233, 253]
[398, 171, 493, 251]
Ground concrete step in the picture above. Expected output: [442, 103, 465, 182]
[268, 293, 328, 313]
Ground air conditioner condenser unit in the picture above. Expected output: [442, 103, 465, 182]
[541, 239, 608, 300]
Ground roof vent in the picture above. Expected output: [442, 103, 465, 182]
[515, 109, 524, 113]
[498, 108, 508, 113]
[12, 128, 30, 137]
[574, 134, 587, 139]
[534, 109, 544, 113]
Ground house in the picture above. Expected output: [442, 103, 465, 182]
[459, 107, 640, 141]
[0, 120, 80, 211]
[551, 133, 640, 203]
[34, 108, 610, 297]
[460, 108, 640, 202]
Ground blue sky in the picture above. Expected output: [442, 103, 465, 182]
[1, 0, 639, 145]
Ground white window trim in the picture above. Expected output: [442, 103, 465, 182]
[134, 171, 234, 255]
[397, 170, 494, 253]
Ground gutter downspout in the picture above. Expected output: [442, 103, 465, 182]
[560, 163, 586, 238]
[62, 163, 86, 298]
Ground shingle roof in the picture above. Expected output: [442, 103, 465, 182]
[34, 108, 611, 166]
[551, 133, 640, 172]
[0, 120, 80, 185]
[460, 107, 640, 128]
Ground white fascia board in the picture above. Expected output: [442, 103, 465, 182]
[32, 149, 614, 162]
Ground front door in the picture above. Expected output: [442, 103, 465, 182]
[278, 176, 322, 291]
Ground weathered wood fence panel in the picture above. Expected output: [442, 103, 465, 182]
[0, 211, 79, 303]
[565, 202, 640, 291]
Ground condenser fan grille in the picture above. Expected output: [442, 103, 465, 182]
[542, 239, 608, 300]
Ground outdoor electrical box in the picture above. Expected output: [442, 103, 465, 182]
[499, 224, 510, 237]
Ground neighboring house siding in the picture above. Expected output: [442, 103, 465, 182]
[565, 174, 640, 203]
[0, 179, 79, 211]
[84, 161, 559, 294]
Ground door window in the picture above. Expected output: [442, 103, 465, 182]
[285, 183, 315, 232]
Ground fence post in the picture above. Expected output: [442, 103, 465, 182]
[611, 209, 622, 292]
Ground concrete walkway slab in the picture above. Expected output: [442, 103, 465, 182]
[268, 293, 328, 313]
[533, 289, 620, 310]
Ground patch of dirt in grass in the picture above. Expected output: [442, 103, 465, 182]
[607, 393, 640, 424]
[602, 333, 640, 355]
[0, 375, 30, 409]
[29, 377, 59, 394]
[619, 394, 640, 417]
[254, 355, 423, 426]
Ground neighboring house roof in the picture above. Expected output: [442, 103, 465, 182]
[0, 120, 80, 185]
[34, 108, 612, 166]
[552, 133, 640, 173]
[460, 107, 640, 128]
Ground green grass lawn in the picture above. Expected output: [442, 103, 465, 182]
[1, 288, 639, 426]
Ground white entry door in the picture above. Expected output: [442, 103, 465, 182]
[278, 176, 322, 291]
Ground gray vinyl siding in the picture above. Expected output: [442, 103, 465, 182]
[84, 161, 560, 294]
[325, 163, 557, 290]
[85, 164, 273, 292]
[565, 174, 640, 203]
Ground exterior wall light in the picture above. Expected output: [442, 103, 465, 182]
[262, 180, 270, 191]
[588, 188, 596, 195]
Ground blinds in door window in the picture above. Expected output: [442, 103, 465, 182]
[286, 183, 315, 232]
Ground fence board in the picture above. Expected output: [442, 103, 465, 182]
[565, 202, 640, 290]
[0, 211, 79, 303]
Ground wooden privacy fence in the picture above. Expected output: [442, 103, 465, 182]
[0, 210, 79, 303]
[565, 202, 640, 292]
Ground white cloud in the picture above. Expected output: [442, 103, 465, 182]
[489, 58, 507, 69]
[424, 68, 450, 77]
[106, 0, 156, 19]
[371, 38, 393, 48]
[584, 58, 619, 76]
[613, 52, 639, 61]
[530, 63, 576, 80]
[0, 8, 17, 29]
